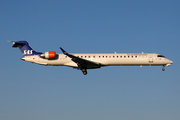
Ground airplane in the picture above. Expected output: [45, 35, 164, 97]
[9, 41, 173, 75]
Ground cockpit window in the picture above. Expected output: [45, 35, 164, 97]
[157, 55, 166, 58]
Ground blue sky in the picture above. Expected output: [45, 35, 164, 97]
[0, 0, 180, 120]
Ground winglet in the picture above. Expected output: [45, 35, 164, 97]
[60, 47, 68, 55]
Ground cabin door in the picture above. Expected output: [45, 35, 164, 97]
[149, 57, 153, 63]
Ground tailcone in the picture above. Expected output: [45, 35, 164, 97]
[21, 57, 25, 61]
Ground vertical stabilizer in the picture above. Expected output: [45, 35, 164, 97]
[9, 41, 42, 56]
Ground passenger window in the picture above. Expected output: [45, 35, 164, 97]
[93, 56, 95, 58]
[124, 56, 126, 58]
[117, 56, 118, 58]
[120, 56, 122, 58]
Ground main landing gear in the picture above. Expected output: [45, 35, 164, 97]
[81, 69, 87, 75]
[162, 65, 165, 71]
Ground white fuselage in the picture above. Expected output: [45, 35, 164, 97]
[21, 53, 173, 68]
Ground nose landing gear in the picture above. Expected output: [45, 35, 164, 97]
[162, 65, 165, 71]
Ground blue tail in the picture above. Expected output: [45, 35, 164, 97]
[9, 41, 42, 56]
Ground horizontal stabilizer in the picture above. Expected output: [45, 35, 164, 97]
[8, 41, 26, 47]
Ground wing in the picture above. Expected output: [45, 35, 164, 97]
[60, 47, 101, 69]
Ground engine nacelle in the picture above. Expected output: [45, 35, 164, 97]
[40, 51, 56, 59]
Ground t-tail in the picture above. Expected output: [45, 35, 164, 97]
[9, 41, 42, 56]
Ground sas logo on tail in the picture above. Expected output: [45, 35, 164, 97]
[24, 50, 33, 55]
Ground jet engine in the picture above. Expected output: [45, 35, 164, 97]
[40, 51, 56, 59]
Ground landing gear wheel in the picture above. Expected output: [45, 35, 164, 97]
[162, 65, 165, 71]
[81, 69, 87, 75]
[83, 71, 87, 75]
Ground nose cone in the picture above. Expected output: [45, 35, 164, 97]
[165, 59, 173, 66]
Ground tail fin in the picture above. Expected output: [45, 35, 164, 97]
[9, 41, 42, 56]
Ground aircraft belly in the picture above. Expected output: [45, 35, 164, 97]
[64, 62, 78, 67]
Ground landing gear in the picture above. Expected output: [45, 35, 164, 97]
[81, 69, 87, 75]
[162, 65, 165, 71]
